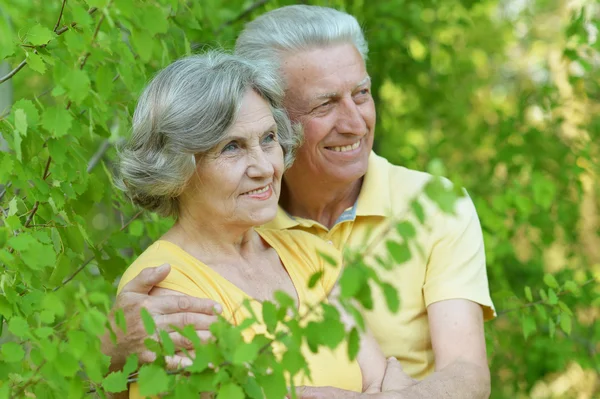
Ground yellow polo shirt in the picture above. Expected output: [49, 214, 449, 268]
[265, 152, 495, 380]
[118, 228, 362, 397]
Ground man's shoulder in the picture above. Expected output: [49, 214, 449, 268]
[370, 152, 437, 199]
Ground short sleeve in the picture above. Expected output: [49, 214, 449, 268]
[423, 192, 496, 320]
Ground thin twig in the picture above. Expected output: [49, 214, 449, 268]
[0, 7, 98, 84]
[54, 0, 68, 32]
[0, 182, 12, 202]
[0, 60, 27, 85]
[56, 7, 98, 35]
[53, 210, 144, 291]
[87, 139, 111, 172]
[496, 278, 596, 316]
[216, 0, 269, 33]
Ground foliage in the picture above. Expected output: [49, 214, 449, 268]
[0, 0, 598, 398]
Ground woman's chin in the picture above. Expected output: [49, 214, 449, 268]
[244, 205, 278, 227]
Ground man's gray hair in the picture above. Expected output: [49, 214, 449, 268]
[116, 51, 302, 218]
[235, 5, 368, 85]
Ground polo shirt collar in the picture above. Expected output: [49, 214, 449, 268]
[268, 151, 391, 229]
[355, 151, 392, 217]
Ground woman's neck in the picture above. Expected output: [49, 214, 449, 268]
[162, 212, 262, 263]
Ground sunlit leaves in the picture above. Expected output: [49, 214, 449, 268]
[41, 107, 73, 138]
[26, 24, 55, 46]
[138, 364, 170, 396]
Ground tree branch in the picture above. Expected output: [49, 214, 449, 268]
[216, 0, 270, 33]
[0, 6, 98, 84]
[0, 60, 27, 85]
[23, 156, 51, 228]
[54, 0, 68, 32]
[496, 278, 596, 316]
[53, 209, 144, 291]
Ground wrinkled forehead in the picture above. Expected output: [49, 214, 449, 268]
[226, 90, 277, 137]
[279, 44, 369, 100]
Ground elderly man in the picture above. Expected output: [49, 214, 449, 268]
[103, 5, 495, 398]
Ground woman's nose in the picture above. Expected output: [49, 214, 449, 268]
[246, 147, 274, 178]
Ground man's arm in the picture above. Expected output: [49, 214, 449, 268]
[296, 299, 489, 399]
[101, 264, 222, 373]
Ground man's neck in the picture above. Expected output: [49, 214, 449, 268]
[280, 176, 363, 229]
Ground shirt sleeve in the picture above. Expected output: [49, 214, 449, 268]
[423, 192, 496, 320]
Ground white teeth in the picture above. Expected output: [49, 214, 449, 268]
[330, 141, 360, 152]
[245, 185, 270, 195]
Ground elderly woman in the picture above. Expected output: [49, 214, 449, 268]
[116, 52, 395, 397]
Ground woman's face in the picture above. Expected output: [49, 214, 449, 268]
[181, 89, 284, 228]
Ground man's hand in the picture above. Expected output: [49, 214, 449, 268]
[381, 357, 417, 392]
[101, 264, 222, 372]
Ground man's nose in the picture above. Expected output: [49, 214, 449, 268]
[336, 97, 367, 135]
[247, 147, 274, 178]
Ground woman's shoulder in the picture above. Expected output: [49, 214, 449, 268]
[117, 240, 193, 293]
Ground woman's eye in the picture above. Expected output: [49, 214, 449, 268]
[263, 132, 277, 144]
[222, 142, 238, 152]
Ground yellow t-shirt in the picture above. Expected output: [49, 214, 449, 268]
[118, 228, 362, 397]
[265, 152, 496, 380]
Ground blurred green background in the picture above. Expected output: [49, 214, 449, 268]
[0, 0, 598, 397]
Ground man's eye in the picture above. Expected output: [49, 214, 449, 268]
[357, 88, 370, 95]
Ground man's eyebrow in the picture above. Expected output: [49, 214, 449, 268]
[311, 76, 371, 101]
[353, 76, 371, 90]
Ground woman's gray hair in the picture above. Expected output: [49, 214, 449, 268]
[116, 51, 302, 218]
[234, 5, 368, 86]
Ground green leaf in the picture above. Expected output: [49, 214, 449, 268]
[317, 250, 339, 267]
[102, 371, 128, 393]
[8, 316, 29, 338]
[521, 315, 536, 340]
[524, 286, 533, 302]
[381, 282, 400, 313]
[281, 347, 306, 376]
[42, 106, 73, 138]
[257, 372, 287, 399]
[158, 329, 175, 355]
[396, 221, 416, 238]
[339, 266, 362, 298]
[27, 24, 54, 46]
[347, 327, 360, 361]
[26, 51, 46, 74]
[411, 200, 425, 223]
[63, 69, 91, 104]
[55, 351, 79, 377]
[559, 314, 572, 335]
[262, 301, 278, 333]
[232, 342, 259, 365]
[142, 6, 169, 36]
[386, 240, 411, 264]
[308, 270, 324, 289]
[138, 364, 170, 396]
[543, 274, 559, 289]
[243, 377, 264, 399]
[547, 288, 558, 305]
[1, 342, 25, 362]
[140, 308, 156, 335]
[14, 109, 28, 136]
[217, 383, 244, 399]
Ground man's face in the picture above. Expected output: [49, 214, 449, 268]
[281, 43, 376, 186]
